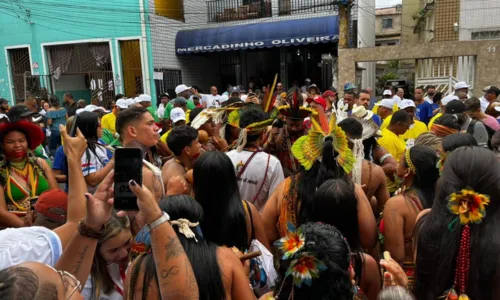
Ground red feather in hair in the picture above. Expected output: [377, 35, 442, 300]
[313, 105, 329, 134]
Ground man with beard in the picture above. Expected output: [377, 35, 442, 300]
[264, 89, 314, 178]
[162, 126, 200, 194]
[358, 89, 382, 126]
[0, 98, 9, 114]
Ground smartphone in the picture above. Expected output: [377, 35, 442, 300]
[69, 114, 78, 137]
[29, 197, 38, 211]
[114, 148, 143, 210]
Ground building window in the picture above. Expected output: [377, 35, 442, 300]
[382, 18, 393, 29]
[154, 69, 182, 100]
[471, 30, 500, 41]
[155, 0, 185, 22]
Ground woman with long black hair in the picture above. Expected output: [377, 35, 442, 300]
[380, 145, 439, 290]
[262, 114, 376, 252]
[125, 195, 256, 300]
[193, 151, 270, 251]
[75, 112, 113, 193]
[311, 178, 381, 299]
[415, 146, 500, 299]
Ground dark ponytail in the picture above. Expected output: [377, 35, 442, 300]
[297, 138, 347, 224]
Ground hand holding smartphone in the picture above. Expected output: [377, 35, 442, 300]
[114, 148, 143, 211]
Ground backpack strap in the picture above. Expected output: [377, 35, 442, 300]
[242, 200, 255, 241]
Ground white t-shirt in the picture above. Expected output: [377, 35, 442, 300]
[81, 145, 110, 193]
[203, 94, 221, 108]
[480, 96, 490, 112]
[157, 103, 166, 119]
[82, 263, 123, 300]
[226, 150, 285, 212]
[0, 226, 62, 270]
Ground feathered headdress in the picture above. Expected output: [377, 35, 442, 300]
[190, 108, 225, 130]
[234, 117, 273, 152]
[291, 107, 355, 174]
[279, 88, 316, 120]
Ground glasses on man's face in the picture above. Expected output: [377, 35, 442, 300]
[46, 265, 81, 299]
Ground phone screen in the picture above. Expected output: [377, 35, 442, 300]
[114, 148, 143, 210]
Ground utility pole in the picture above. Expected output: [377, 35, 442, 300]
[337, 0, 353, 49]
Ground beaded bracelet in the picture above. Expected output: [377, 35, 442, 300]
[77, 220, 105, 239]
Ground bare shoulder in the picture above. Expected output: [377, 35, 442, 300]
[384, 195, 406, 211]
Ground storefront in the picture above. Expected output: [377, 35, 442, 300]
[175, 16, 339, 91]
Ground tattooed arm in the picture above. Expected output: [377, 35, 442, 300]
[128, 179, 199, 300]
[150, 222, 199, 300]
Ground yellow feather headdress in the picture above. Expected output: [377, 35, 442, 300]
[291, 113, 355, 174]
[235, 117, 273, 152]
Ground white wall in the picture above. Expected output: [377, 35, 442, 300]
[459, 0, 500, 41]
[357, 0, 376, 89]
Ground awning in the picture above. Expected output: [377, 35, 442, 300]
[175, 16, 339, 55]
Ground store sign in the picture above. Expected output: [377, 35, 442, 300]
[176, 35, 339, 53]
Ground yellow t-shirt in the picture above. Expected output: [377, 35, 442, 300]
[160, 129, 172, 144]
[378, 128, 406, 162]
[101, 112, 117, 135]
[380, 114, 393, 130]
[378, 128, 406, 193]
[427, 112, 443, 130]
[402, 120, 428, 141]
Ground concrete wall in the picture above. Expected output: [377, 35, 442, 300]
[376, 12, 402, 40]
[401, 0, 419, 45]
[148, 0, 335, 91]
[357, 0, 375, 89]
[459, 0, 500, 41]
[338, 40, 500, 98]
[433, 0, 459, 42]
[0, 0, 155, 104]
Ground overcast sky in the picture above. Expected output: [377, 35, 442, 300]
[376, 0, 402, 8]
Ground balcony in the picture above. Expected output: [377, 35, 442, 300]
[278, 0, 335, 16]
[207, 0, 272, 23]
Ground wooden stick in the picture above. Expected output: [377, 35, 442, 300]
[239, 250, 262, 261]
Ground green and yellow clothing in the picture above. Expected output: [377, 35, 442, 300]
[401, 120, 428, 141]
[378, 128, 406, 193]
[428, 112, 442, 130]
[101, 112, 117, 135]
[2, 163, 49, 211]
[380, 114, 393, 131]
[372, 102, 399, 115]
[34, 145, 51, 167]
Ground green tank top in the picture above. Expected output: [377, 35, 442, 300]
[3, 163, 50, 211]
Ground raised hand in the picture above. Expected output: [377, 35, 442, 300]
[84, 171, 115, 230]
[60, 124, 87, 160]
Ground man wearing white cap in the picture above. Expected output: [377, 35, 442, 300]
[136, 94, 159, 122]
[399, 99, 428, 148]
[160, 107, 186, 145]
[372, 89, 396, 115]
[376, 98, 395, 130]
[454, 81, 470, 96]
[163, 84, 196, 121]
[101, 98, 128, 135]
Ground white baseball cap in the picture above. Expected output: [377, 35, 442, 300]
[383, 90, 392, 96]
[454, 81, 470, 90]
[138, 94, 152, 102]
[483, 86, 491, 92]
[126, 98, 135, 107]
[76, 108, 85, 115]
[0, 114, 9, 121]
[375, 98, 394, 109]
[170, 107, 186, 123]
[399, 99, 416, 110]
[175, 84, 191, 95]
[116, 99, 129, 109]
[84, 105, 106, 113]
[134, 97, 142, 104]
[441, 94, 459, 106]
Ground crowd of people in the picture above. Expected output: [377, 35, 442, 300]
[0, 78, 499, 300]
